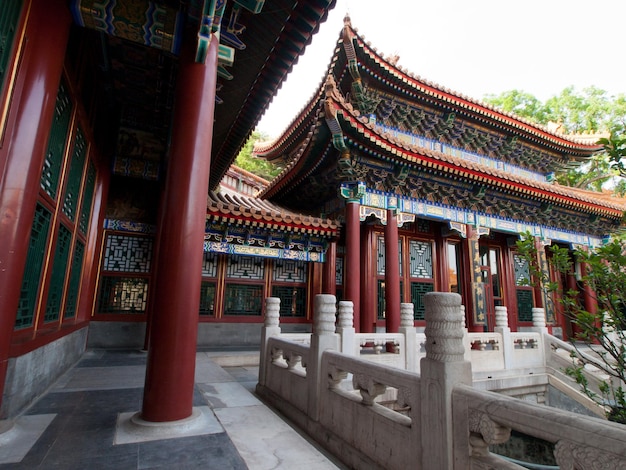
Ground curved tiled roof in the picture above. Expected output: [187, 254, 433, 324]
[327, 94, 626, 217]
[207, 190, 339, 236]
[208, 0, 337, 190]
[344, 19, 602, 157]
[254, 18, 624, 223]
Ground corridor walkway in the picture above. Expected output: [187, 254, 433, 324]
[0, 349, 343, 469]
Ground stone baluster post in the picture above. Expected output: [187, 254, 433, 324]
[531, 307, 549, 364]
[532, 307, 547, 332]
[308, 294, 339, 420]
[420, 293, 472, 469]
[494, 306, 513, 369]
[337, 301, 355, 355]
[461, 305, 472, 362]
[258, 298, 281, 387]
[399, 303, 417, 372]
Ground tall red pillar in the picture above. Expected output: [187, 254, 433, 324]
[345, 200, 361, 332]
[322, 240, 337, 295]
[580, 262, 598, 317]
[340, 181, 366, 332]
[140, 34, 218, 423]
[0, 0, 71, 417]
[384, 206, 400, 333]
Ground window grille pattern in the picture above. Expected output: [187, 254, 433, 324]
[514, 254, 531, 286]
[103, 234, 152, 272]
[411, 281, 434, 320]
[517, 289, 534, 322]
[409, 240, 433, 278]
[226, 255, 264, 280]
[0, 1, 21, 94]
[97, 276, 148, 313]
[63, 241, 84, 319]
[224, 284, 262, 315]
[78, 161, 96, 235]
[41, 82, 72, 200]
[43, 224, 73, 323]
[272, 286, 306, 317]
[202, 252, 217, 277]
[335, 257, 343, 285]
[15, 204, 51, 329]
[416, 219, 430, 233]
[273, 260, 306, 282]
[62, 126, 87, 221]
[199, 281, 215, 316]
[376, 237, 403, 275]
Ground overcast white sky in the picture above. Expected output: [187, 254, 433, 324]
[257, 0, 626, 137]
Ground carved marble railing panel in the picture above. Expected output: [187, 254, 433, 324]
[322, 349, 417, 424]
[264, 336, 311, 413]
[267, 337, 309, 375]
[355, 333, 407, 370]
[278, 333, 311, 345]
[318, 349, 419, 469]
[454, 384, 626, 469]
[544, 334, 614, 397]
[468, 333, 502, 351]
[511, 333, 540, 349]
[468, 332, 505, 372]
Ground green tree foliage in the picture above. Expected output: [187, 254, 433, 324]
[234, 131, 282, 180]
[484, 87, 626, 194]
[516, 234, 626, 423]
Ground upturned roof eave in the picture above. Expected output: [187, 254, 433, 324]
[330, 96, 625, 218]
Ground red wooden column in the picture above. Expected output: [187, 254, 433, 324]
[322, 240, 337, 295]
[580, 260, 601, 343]
[140, 34, 218, 423]
[340, 182, 364, 332]
[464, 225, 484, 332]
[0, 0, 71, 417]
[360, 223, 376, 332]
[384, 204, 400, 333]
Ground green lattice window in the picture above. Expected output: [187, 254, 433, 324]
[377, 279, 404, 320]
[199, 281, 215, 316]
[78, 161, 96, 235]
[62, 126, 87, 221]
[409, 240, 432, 278]
[224, 283, 262, 316]
[43, 224, 73, 323]
[411, 281, 434, 320]
[97, 276, 148, 313]
[513, 254, 531, 286]
[102, 234, 153, 272]
[0, 1, 22, 95]
[376, 236, 403, 276]
[517, 289, 534, 322]
[15, 204, 51, 329]
[63, 241, 85, 319]
[271, 285, 306, 317]
[40, 81, 72, 200]
[273, 260, 306, 282]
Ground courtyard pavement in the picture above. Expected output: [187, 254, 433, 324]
[0, 349, 344, 469]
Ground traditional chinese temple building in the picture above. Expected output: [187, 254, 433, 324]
[0, 0, 337, 422]
[254, 16, 626, 338]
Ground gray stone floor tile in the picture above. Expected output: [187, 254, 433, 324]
[215, 405, 340, 469]
[0, 349, 339, 469]
[52, 365, 147, 391]
[138, 433, 246, 470]
[0, 414, 56, 464]
[199, 381, 262, 408]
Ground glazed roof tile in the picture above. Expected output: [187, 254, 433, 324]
[330, 94, 626, 217]
[207, 189, 338, 236]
